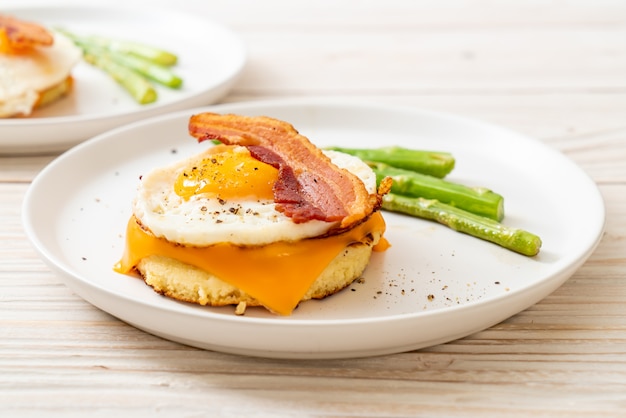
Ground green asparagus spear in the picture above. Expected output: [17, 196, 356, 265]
[370, 162, 505, 221]
[105, 38, 177, 66]
[60, 30, 182, 88]
[78, 35, 177, 66]
[326, 146, 455, 178]
[58, 30, 177, 66]
[83, 51, 157, 104]
[107, 51, 182, 88]
[383, 193, 541, 256]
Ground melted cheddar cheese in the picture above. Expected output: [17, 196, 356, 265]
[115, 212, 387, 315]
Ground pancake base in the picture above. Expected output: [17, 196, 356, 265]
[35, 75, 73, 109]
[1, 75, 73, 118]
[136, 232, 380, 315]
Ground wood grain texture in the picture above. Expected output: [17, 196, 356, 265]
[2, 0, 626, 416]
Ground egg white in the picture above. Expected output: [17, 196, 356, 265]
[133, 147, 377, 246]
[0, 32, 81, 117]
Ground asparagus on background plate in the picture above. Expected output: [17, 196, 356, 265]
[58, 29, 182, 104]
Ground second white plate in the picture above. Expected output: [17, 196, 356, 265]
[22, 99, 605, 359]
[1, 5, 246, 154]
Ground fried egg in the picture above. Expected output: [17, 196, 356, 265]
[133, 145, 377, 247]
[0, 32, 81, 117]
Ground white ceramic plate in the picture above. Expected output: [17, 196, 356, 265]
[0, 5, 246, 154]
[23, 99, 605, 359]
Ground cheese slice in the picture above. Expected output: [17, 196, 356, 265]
[115, 212, 386, 315]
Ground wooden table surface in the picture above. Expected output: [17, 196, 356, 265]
[2, 0, 626, 416]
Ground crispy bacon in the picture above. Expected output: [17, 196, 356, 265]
[188, 113, 378, 228]
[0, 14, 53, 52]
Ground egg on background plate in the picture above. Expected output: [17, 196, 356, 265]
[0, 17, 82, 118]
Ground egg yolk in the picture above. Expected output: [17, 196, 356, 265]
[174, 145, 279, 200]
[0, 29, 13, 54]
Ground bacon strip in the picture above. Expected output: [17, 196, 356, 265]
[188, 113, 375, 228]
[0, 14, 53, 51]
